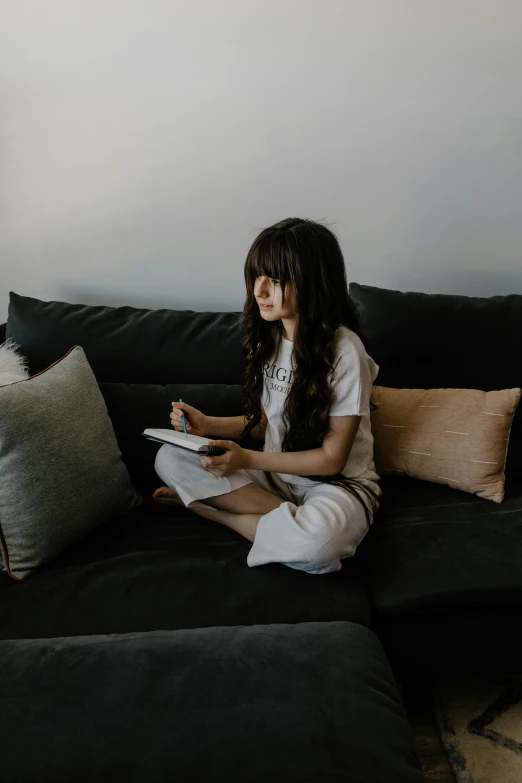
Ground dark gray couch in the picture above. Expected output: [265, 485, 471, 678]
[1, 282, 521, 781]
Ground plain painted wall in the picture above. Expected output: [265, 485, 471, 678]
[1, 0, 522, 323]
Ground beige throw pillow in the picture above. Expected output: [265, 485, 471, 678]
[370, 386, 521, 503]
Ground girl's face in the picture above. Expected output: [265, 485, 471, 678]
[254, 275, 295, 322]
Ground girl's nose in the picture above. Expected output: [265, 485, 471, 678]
[254, 277, 270, 297]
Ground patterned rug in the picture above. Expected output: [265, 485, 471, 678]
[433, 677, 522, 783]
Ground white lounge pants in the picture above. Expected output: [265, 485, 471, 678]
[154, 444, 380, 575]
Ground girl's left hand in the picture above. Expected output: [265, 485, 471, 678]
[200, 440, 249, 477]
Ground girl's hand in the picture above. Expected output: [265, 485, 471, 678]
[200, 440, 250, 477]
[171, 401, 207, 438]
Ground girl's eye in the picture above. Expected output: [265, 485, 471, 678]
[271, 279, 280, 285]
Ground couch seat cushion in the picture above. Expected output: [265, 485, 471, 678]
[357, 474, 522, 617]
[0, 622, 424, 783]
[0, 499, 371, 639]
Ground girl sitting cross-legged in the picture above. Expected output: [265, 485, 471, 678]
[153, 216, 382, 575]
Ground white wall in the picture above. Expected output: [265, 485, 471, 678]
[1, 0, 522, 323]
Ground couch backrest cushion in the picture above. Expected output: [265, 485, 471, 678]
[5, 294, 249, 488]
[7, 285, 522, 462]
[349, 283, 522, 454]
[6, 292, 244, 384]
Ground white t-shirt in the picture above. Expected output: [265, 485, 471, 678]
[261, 325, 381, 488]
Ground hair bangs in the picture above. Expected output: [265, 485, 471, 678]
[245, 231, 290, 294]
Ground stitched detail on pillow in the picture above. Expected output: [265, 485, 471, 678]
[370, 386, 521, 503]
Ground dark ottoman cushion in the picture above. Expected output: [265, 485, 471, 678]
[0, 622, 424, 783]
[0, 499, 371, 639]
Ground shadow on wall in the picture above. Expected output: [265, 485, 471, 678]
[54, 286, 245, 314]
[30, 269, 522, 321]
[389, 269, 522, 298]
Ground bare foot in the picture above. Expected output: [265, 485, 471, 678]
[152, 488, 217, 519]
[152, 486, 184, 506]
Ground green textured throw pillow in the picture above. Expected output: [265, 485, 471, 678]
[0, 346, 142, 581]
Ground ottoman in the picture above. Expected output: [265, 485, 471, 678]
[0, 621, 424, 782]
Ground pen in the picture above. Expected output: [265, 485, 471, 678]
[179, 398, 188, 437]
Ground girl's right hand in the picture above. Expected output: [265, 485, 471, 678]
[170, 401, 207, 438]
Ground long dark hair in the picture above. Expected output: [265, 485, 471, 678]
[238, 217, 380, 530]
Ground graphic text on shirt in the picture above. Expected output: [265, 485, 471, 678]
[263, 362, 295, 394]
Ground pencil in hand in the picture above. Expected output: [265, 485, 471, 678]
[179, 398, 188, 438]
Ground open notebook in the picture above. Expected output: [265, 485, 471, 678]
[141, 428, 226, 456]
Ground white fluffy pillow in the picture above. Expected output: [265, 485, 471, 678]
[0, 340, 30, 386]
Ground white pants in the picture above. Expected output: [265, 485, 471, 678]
[154, 444, 381, 575]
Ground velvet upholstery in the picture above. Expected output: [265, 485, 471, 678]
[0, 622, 425, 783]
[358, 474, 522, 615]
[2, 282, 522, 680]
[6, 291, 244, 383]
[0, 498, 371, 640]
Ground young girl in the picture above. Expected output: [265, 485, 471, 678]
[153, 217, 382, 575]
